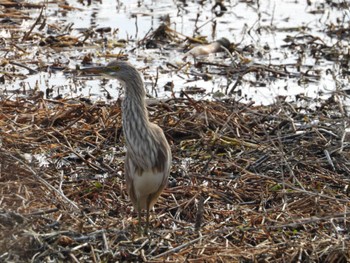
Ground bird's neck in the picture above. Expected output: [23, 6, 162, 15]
[122, 95, 149, 125]
[122, 81, 151, 141]
[122, 78, 148, 123]
[122, 90, 157, 168]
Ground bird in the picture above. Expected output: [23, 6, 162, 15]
[83, 61, 172, 234]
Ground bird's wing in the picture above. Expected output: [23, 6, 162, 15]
[149, 123, 172, 173]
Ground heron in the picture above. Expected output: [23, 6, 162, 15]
[83, 61, 172, 234]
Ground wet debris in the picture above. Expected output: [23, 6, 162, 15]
[183, 37, 231, 59]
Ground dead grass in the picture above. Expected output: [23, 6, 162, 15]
[0, 94, 349, 262]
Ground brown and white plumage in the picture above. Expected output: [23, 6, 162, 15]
[120, 62, 171, 230]
[83, 61, 171, 233]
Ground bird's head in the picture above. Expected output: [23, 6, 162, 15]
[81, 60, 141, 84]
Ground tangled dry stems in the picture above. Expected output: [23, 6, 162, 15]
[0, 94, 349, 262]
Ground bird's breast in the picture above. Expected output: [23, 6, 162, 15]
[133, 169, 164, 197]
[133, 169, 165, 209]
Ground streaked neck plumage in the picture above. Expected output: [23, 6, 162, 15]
[121, 71, 156, 169]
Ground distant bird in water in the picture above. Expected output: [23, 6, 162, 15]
[83, 61, 172, 234]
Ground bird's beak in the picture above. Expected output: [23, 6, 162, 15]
[80, 66, 108, 76]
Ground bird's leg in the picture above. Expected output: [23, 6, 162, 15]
[145, 207, 149, 236]
[137, 199, 142, 235]
[144, 195, 152, 236]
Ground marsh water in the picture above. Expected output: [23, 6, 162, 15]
[1, 0, 350, 106]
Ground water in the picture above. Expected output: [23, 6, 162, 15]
[1, 0, 349, 105]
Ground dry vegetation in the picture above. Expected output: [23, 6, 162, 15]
[0, 94, 349, 262]
[1, 0, 350, 262]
